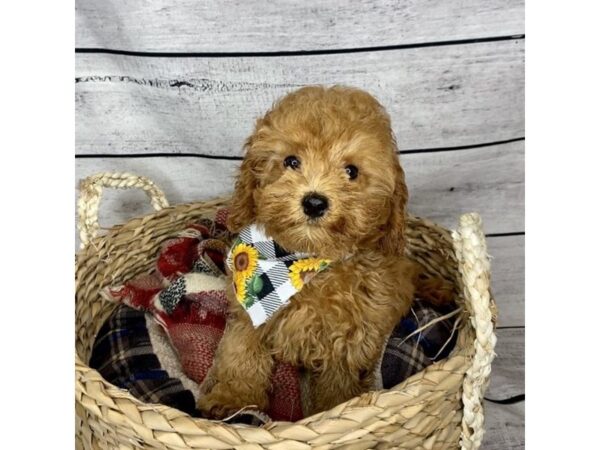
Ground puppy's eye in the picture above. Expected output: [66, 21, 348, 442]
[284, 155, 301, 170]
[345, 164, 359, 180]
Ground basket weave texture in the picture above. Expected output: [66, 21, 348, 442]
[75, 173, 497, 450]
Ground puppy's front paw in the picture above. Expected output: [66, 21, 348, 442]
[196, 383, 269, 420]
[197, 392, 240, 420]
[417, 276, 455, 307]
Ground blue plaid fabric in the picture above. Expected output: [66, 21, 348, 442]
[89, 305, 197, 416]
[380, 300, 458, 388]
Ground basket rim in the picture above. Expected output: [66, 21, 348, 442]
[76, 351, 471, 426]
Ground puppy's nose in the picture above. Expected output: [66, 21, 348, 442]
[302, 192, 329, 218]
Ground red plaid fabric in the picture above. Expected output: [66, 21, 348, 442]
[104, 209, 305, 421]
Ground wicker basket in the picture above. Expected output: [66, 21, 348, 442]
[75, 173, 497, 450]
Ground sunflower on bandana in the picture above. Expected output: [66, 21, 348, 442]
[226, 224, 333, 326]
[289, 258, 331, 290]
[229, 242, 259, 306]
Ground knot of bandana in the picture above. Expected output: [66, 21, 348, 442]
[226, 224, 330, 327]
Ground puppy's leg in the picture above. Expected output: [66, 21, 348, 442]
[309, 362, 367, 414]
[197, 316, 273, 419]
[309, 333, 387, 414]
[411, 261, 456, 307]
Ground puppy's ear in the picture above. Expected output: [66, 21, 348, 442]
[379, 161, 408, 256]
[227, 140, 262, 233]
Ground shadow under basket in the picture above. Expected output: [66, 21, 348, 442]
[75, 173, 498, 450]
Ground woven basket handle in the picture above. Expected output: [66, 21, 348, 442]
[77, 172, 169, 249]
[452, 213, 497, 450]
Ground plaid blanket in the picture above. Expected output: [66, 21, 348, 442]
[95, 208, 458, 422]
[89, 305, 198, 416]
[379, 300, 457, 389]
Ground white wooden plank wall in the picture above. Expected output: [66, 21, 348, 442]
[75, 1, 525, 447]
[76, 0, 524, 51]
[76, 41, 524, 154]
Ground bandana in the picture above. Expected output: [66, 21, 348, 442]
[226, 224, 330, 327]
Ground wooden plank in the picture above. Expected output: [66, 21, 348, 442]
[404, 141, 524, 234]
[75, 0, 524, 52]
[483, 400, 525, 449]
[75, 39, 524, 155]
[75, 142, 523, 234]
[487, 328, 524, 400]
[488, 236, 524, 328]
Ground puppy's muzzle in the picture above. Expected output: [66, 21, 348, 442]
[302, 192, 329, 219]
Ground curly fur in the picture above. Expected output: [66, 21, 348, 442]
[197, 86, 449, 418]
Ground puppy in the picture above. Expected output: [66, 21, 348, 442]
[198, 86, 441, 418]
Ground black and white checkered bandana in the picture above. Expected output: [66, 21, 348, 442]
[226, 224, 330, 327]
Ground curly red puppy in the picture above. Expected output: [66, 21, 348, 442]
[198, 86, 442, 418]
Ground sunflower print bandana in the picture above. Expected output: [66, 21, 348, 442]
[226, 224, 330, 327]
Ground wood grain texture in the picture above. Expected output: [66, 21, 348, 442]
[486, 328, 524, 400]
[75, 39, 524, 155]
[483, 400, 525, 449]
[75, 0, 524, 52]
[488, 236, 524, 327]
[404, 141, 524, 234]
[75, 142, 524, 233]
